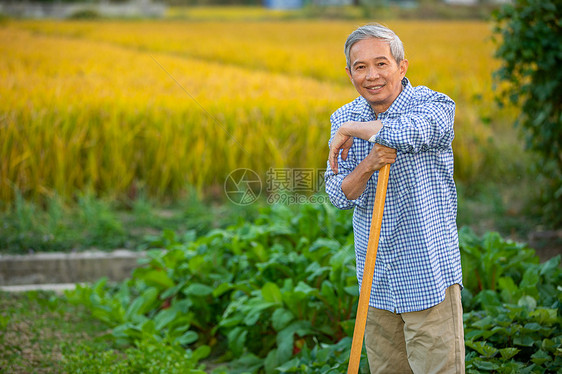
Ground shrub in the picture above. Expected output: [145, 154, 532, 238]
[492, 0, 562, 226]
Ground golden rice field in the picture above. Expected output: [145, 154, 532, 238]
[0, 16, 517, 203]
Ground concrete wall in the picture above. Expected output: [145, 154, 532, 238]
[0, 250, 145, 285]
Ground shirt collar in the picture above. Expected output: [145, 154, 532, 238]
[351, 77, 412, 119]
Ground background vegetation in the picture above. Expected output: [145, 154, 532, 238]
[1, 18, 513, 202]
[2, 6, 554, 250]
[1, 14, 536, 223]
[3, 203, 558, 373]
[1, 2, 561, 373]
[492, 0, 562, 227]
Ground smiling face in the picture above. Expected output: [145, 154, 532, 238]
[346, 38, 408, 114]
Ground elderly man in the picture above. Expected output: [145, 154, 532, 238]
[325, 24, 465, 373]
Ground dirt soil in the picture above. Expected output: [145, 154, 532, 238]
[527, 229, 562, 263]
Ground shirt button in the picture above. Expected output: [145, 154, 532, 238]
[386, 264, 391, 271]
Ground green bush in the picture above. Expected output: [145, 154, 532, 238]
[492, 0, 562, 226]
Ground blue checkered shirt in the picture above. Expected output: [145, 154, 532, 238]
[325, 78, 463, 313]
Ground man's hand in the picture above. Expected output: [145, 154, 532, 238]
[329, 129, 354, 174]
[329, 120, 385, 173]
[365, 144, 397, 171]
[340, 143, 396, 200]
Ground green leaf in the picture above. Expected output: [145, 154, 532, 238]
[529, 308, 558, 325]
[309, 238, 341, 253]
[218, 316, 243, 328]
[277, 321, 313, 363]
[539, 255, 560, 276]
[192, 345, 211, 361]
[541, 338, 560, 353]
[183, 283, 214, 297]
[212, 282, 234, 297]
[499, 347, 520, 360]
[520, 268, 540, 289]
[344, 285, 359, 296]
[466, 341, 498, 358]
[513, 335, 535, 347]
[177, 330, 198, 345]
[262, 282, 283, 304]
[264, 349, 278, 374]
[472, 316, 494, 330]
[295, 281, 316, 296]
[465, 329, 487, 341]
[275, 358, 300, 371]
[320, 280, 337, 305]
[230, 353, 263, 372]
[227, 327, 247, 357]
[125, 287, 159, 319]
[473, 358, 499, 371]
[250, 241, 268, 262]
[517, 295, 537, 310]
[140, 269, 175, 289]
[160, 280, 187, 300]
[498, 276, 519, 303]
[522, 322, 542, 332]
[243, 309, 262, 326]
[272, 308, 294, 332]
[154, 308, 178, 331]
[531, 349, 552, 365]
[339, 319, 355, 336]
[474, 290, 501, 310]
[138, 318, 157, 335]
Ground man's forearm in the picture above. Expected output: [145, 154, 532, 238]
[341, 120, 383, 141]
[341, 158, 377, 200]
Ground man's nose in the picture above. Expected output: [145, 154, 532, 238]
[366, 66, 379, 80]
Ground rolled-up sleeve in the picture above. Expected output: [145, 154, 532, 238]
[373, 91, 455, 153]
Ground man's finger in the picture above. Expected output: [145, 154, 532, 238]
[329, 151, 338, 174]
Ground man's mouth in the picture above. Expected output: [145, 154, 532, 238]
[366, 84, 385, 92]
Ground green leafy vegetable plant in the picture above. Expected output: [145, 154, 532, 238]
[66, 203, 561, 373]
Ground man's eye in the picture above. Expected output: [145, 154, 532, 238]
[377, 62, 386, 67]
[356, 65, 365, 70]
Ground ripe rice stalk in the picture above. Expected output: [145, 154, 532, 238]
[0, 20, 517, 204]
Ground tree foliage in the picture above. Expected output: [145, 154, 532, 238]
[492, 0, 562, 226]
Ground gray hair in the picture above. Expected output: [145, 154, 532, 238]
[345, 23, 405, 69]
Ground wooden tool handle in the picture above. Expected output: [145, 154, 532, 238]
[347, 163, 390, 374]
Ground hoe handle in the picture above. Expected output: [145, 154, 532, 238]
[347, 163, 390, 374]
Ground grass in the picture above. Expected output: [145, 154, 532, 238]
[0, 290, 113, 373]
[0, 181, 551, 258]
[0, 190, 261, 254]
[0, 290, 212, 373]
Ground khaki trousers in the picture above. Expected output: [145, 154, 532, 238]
[364, 284, 465, 374]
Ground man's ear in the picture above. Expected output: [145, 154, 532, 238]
[346, 66, 353, 81]
[399, 59, 409, 79]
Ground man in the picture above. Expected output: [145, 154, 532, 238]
[325, 24, 465, 373]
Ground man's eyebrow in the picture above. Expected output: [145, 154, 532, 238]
[352, 56, 390, 67]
